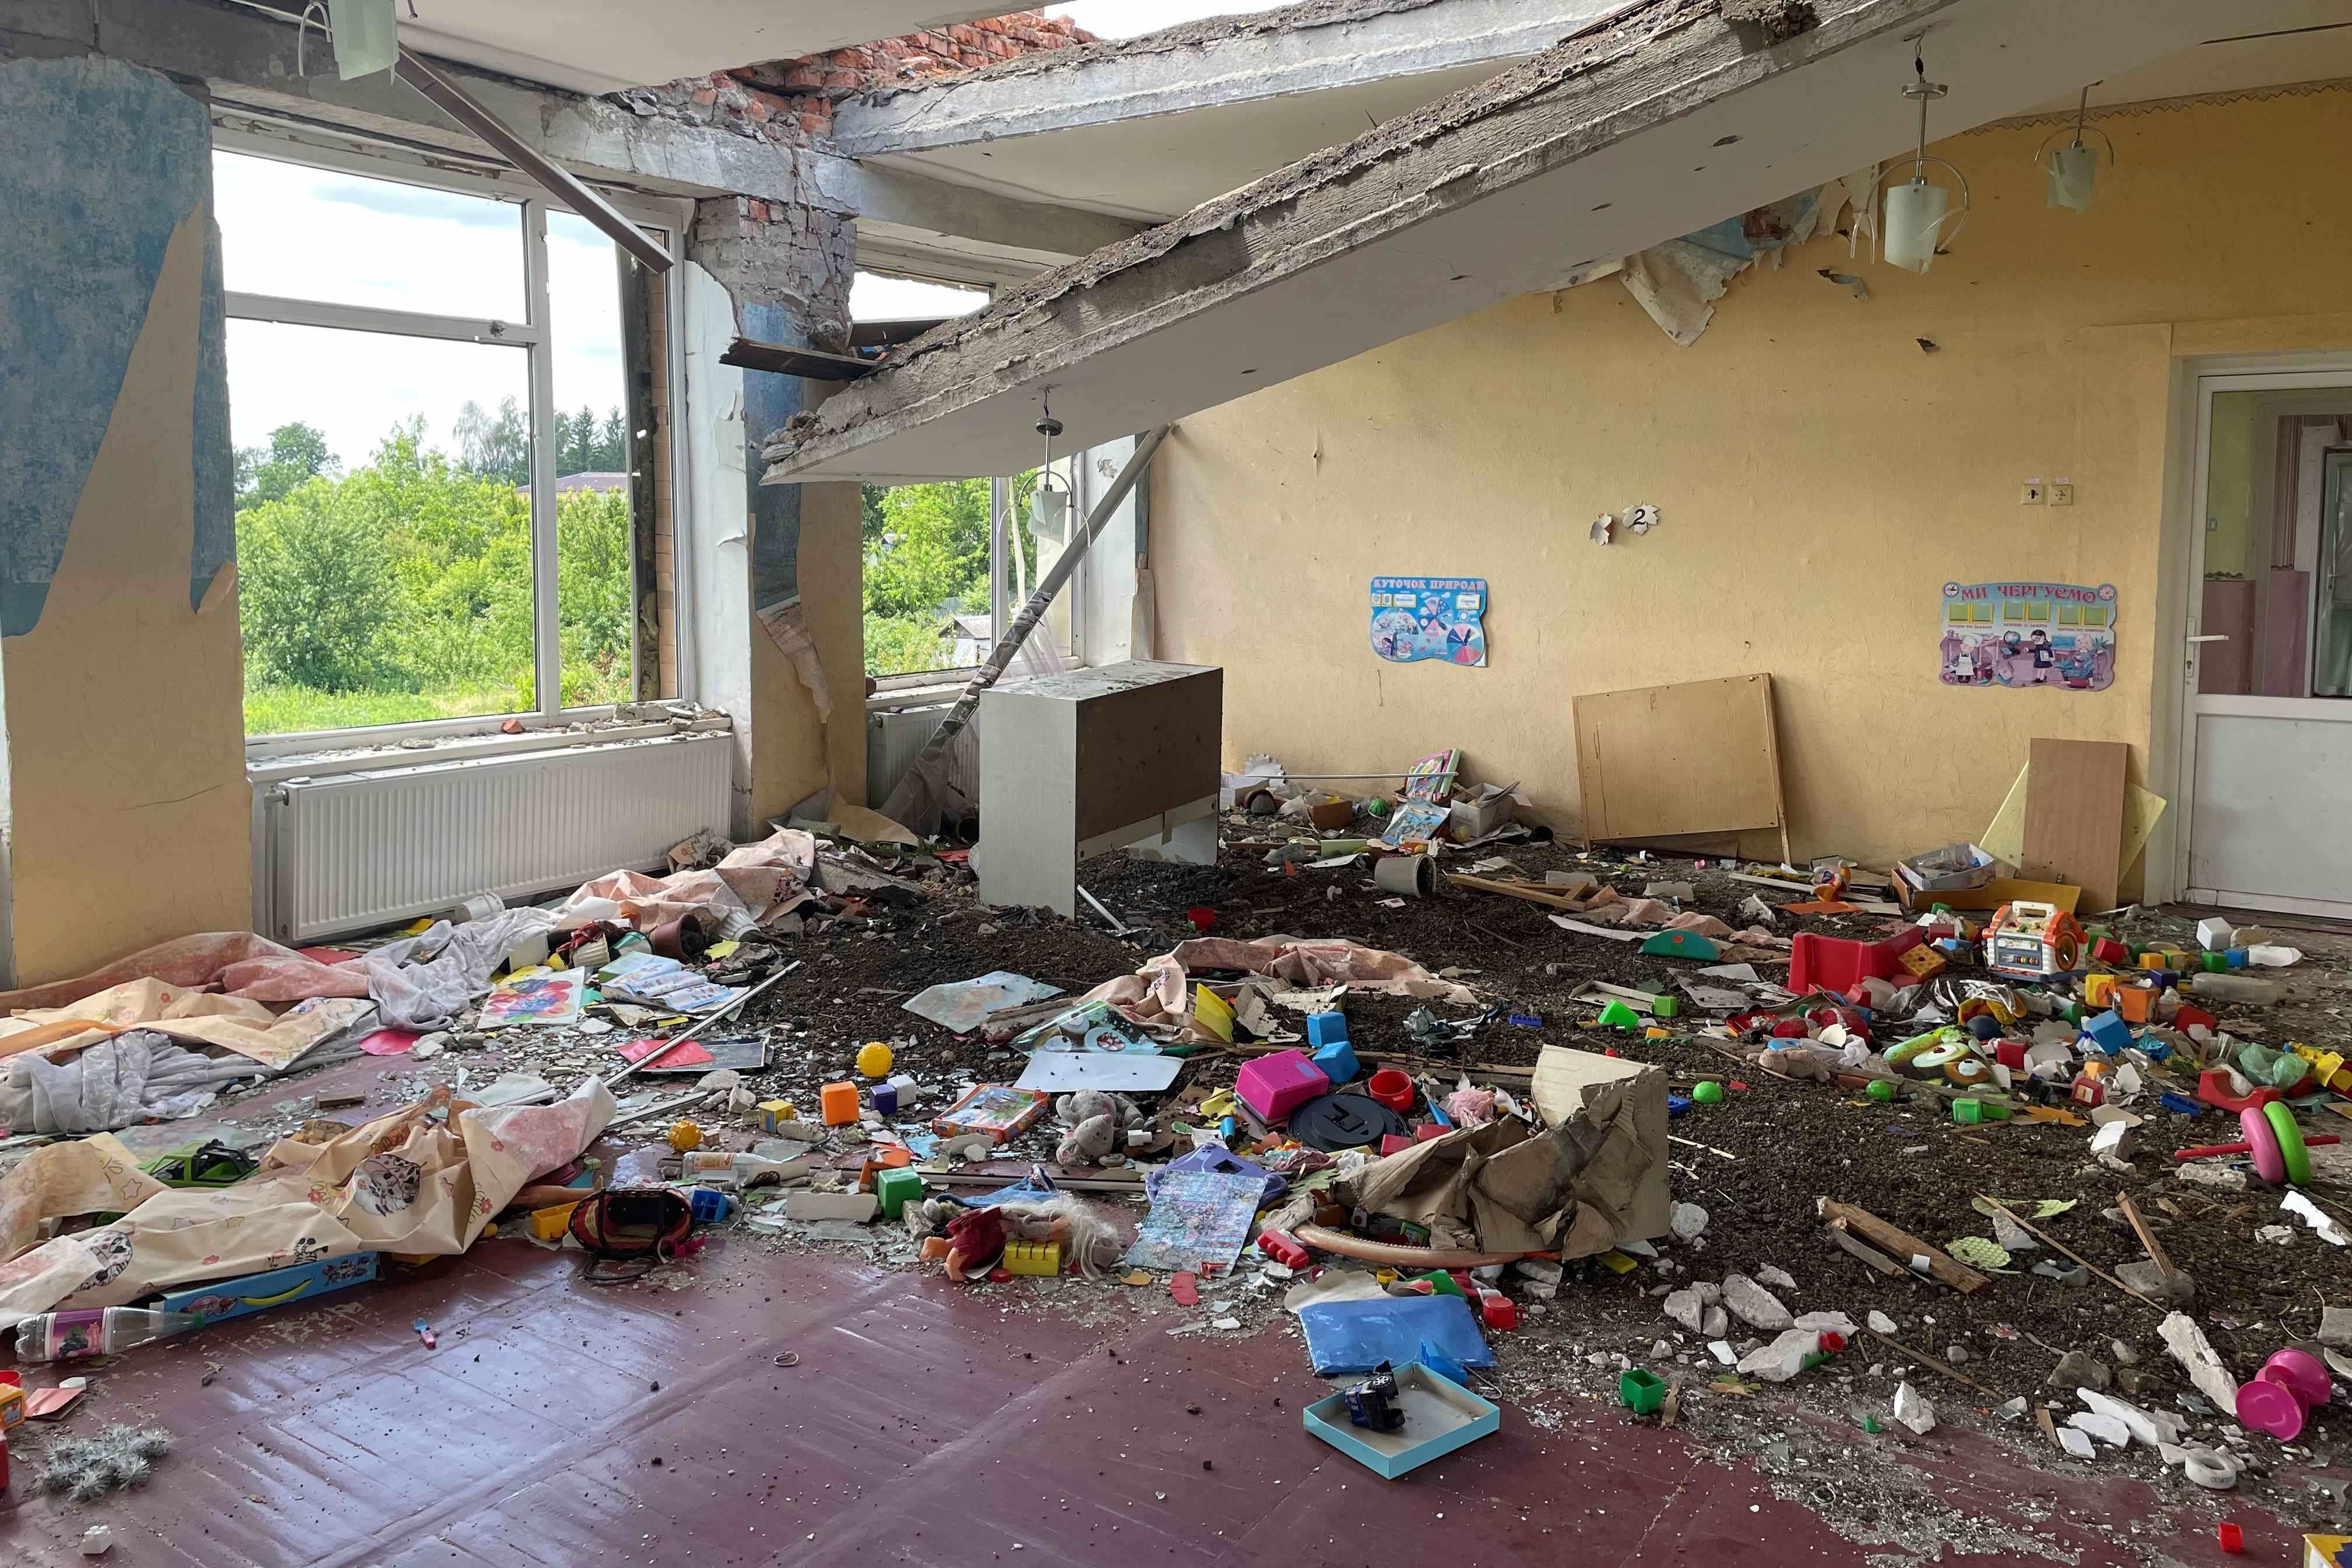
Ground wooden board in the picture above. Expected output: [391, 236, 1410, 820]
[1574, 674, 1787, 860]
[2021, 738, 2129, 913]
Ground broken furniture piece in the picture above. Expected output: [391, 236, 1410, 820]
[1572, 673, 1791, 863]
[974, 661, 1222, 917]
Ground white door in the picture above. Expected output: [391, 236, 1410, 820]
[2179, 372, 2352, 918]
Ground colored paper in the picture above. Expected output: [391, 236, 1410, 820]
[616, 1037, 714, 1069]
[480, 971, 586, 1027]
[1938, 580, 2118, 691]
[1371, 578, 1488, 665]
[1121, 1170, 1266, 1273]
[356, 1028, 420, 1056]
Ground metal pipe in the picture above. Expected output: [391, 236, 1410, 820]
[608, 960, 803, 1084]
[394, 48, 671, 273]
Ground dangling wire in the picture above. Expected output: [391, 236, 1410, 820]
[296, 0, 330, 76]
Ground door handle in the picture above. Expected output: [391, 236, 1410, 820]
[2187, 635, 2230, 644]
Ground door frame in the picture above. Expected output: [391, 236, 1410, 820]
[2157, 354, 2352, 913]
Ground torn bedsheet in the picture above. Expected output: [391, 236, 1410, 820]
[0, 932, 372, 1012]
[551, 828, 817, 937]
[1, 1029, 267, 1135]
[0, 981, 372, 1070]
[1083, 935, 1476, 1026]
[0, 1078, 615, 1328]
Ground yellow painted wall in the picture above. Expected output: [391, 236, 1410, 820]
[748, 480, 867, 825]
[1153, 89, 2352, 878]
[5, 210, 251, 980]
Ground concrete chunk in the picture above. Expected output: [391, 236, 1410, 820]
[1720, 1273, 1793, 1332]
[2160, 1312, 2240, 1413]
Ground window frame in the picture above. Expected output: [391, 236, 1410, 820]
[214, 124, 692, 754]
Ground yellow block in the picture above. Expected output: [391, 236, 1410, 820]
[2137, 953, 2166, 970]
[1598, 1250, 1639, 1275]
[528, 1200, 583, 1241]
[1004, 1241, 1062, 1276]
[2083, 974, 2118, 1008]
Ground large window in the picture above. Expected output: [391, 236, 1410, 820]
[216, 141, 673, 737]
[852, 270, 1091, 682]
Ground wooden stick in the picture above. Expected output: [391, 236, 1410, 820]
[1824, 1221, 1907, 1278]
[2115, 1192, 2180, 1283]
[1976, 1194, 2162, 1310]
[1864, 1327, 1997, 1396]
[1818, 1199, 1990, 1293]
[1444, 873, 1592, 912]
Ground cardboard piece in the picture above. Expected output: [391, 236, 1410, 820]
[2022, 738, 2129, 913]
[1529, 1046, 1671, 1241]
[159, 1252, 380, 1325]
[783, 1191, 879, 1222]
[1342, 1070, 1664, 1257]
[1892, 874, 2080, 916]
[1573, 673, 1790, 864]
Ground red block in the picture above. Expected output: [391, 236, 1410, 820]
[1994, 1040, 2027, 1070]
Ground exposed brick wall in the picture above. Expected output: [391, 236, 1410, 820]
[621, 12, 1093, 144]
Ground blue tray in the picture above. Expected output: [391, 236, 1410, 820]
[1303, 1362, 1500, 1479]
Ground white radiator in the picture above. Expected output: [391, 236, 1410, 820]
[867, 702, 950, 807]
[261, 733, 736, 943]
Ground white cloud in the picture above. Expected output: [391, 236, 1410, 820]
[216, 151, 632, 471]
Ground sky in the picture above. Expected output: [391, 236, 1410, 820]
[1043, 1, 1289, 37]
[216, 150, 631, 474]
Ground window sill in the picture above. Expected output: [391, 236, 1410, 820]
[247, 705, 732, 784]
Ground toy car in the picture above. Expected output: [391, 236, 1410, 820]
[1983, 901, 2085, 981]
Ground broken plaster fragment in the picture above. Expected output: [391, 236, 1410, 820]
[2159, 1312, 2240, 1413]
[1720, 1273, 1793, 1332]
[1892, 1382, 1936, 1435]
[1721, 0, 1819, 45]
[1590, 513, 1615, 545]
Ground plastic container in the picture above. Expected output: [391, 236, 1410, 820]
[15, 1307, 200, 1363]
[1236, 1049, 1331, 1123]
[1366, 1068, 1416, 1113]
[2190, 972, 2281, 1005]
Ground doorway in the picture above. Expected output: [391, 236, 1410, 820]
[2177, 369, 2352, 918]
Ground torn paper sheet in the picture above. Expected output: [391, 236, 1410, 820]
[755, 596, 832, 721]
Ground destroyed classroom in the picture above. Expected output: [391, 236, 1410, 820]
[8, 0, 2352, 1563]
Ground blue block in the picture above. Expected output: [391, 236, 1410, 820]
[1311, 1039, 1362, 1086]
[2225, 947, 2251, 970]
[1667, 1094, 1693, 1118]
[688, 1186, 734, 1223]
[2080, 1009, 2133, 1056]
[2160, 1092, 2203, 1117]
[1306, 1012, 1350, 1048]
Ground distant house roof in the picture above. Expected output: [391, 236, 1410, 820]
[520, 471, 629, 501]
[938, 612, 992, 642]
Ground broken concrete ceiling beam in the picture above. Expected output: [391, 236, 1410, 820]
[830, 0, 1630, 162]
[14, 0, 1139, 278]
[761, 0, 2308, 484]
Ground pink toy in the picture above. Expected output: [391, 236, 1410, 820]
[1257, 1230, 1311, 1270]
[1234, 1049, 1331, 1124]
[2236, 1348, 2331, 1440]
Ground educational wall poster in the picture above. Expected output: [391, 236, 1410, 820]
[1371, 577, 1488, 665]
[1938, 581, 2118, 692]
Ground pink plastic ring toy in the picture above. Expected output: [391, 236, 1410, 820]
[2236, 1376, 2307, 1441]
[2260, 1348, 2330, 1407]
[2241, 1105, 2287, 1185]
[1366, 1068, 1415, 1114]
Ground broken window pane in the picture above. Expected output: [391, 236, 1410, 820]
[863, 478, 997, 677]
[545, 210, 637, 707]
[228, 319, 536, 734]
[213, 150, 526, 322]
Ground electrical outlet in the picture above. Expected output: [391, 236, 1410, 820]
[2049, 480, 2074, 506]
[2021, 481, 2046, 505]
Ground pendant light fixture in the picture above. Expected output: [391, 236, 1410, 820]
[1884, 38, 1969, 274]
[2037, 85, 2115, 213]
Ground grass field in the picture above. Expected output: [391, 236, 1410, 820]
[243, 683, 523, 736]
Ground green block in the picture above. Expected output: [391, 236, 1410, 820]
[1649, 996, 1680, 1020]
[875, 1167, 924, 1219]
[2202, 952, 2230, 972]
[1620, 1368, 1665, 1415]
[1419, 1269, 1464, 1297]
[1598, 999, 1643, 1031]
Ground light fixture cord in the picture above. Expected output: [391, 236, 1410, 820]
[1912, 48, 1930, 178]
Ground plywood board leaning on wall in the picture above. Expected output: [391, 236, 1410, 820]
[1572, 674, 1790, 864]
[2021, 738, 2130, 914]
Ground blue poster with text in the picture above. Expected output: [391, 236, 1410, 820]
[1370, 577, 1488, 666]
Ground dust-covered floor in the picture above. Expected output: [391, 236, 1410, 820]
[165, 820, 2352, 1562]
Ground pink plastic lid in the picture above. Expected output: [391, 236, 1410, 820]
[2235, 1376, 2307, 1440]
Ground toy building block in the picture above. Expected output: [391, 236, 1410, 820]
[1003, 1241, 1062, 1276]
[1898, 943, 1948, 981]
[820, 1082, 860, 1125]
[2091, 937, 2132, 967]
[1306, 1012, 1350, 1049]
